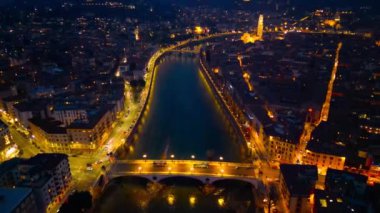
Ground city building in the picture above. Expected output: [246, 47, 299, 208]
[312, 169, 370, 212]
[0, 154, 72, 213]
[303, 139, 346, 174]
[13, 100, 50, 128]
[51, 104, 88, 126]
[29, 107, 114, 153]
[241, 14, 265, 44]
[17, 170, 57, 212]
[0, 84, 17, 111]
[0, 187, 38, 213]
[0, 120, 18, 162]
[29, 118, 71, 153]
[313, 189, 367, 212]
[257, 14, 264, 39]
[325, 169, 368, 200]
[279, 164, 318, 213]
[0, 96, 25, 120]
[0, 120, 10, 150]
[359, 114, 380, 135]
[66, 107, 113, 151]
[265, 124, 302, 163]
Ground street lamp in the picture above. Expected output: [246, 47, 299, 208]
[219, 156, 223, 165]
[189, 195, 196, 207]
[143, 154, 147, 162]
[191, 155, 195, 159]
[170, 154, 175, 163]
[217, 197, 225, 207]
[247, 142, 252, 156]
[138, 166, 142, 174]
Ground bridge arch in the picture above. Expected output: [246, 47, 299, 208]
[158, 176, 204, 186]
[212, 178, 256, 188]
[108, 176, 153, 185]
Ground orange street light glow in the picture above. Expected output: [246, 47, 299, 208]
[217, 197, 225, 207]
[194, 26, 204, 34]
[167, 194, 175, 206]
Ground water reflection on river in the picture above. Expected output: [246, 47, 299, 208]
[127, 56, 243, 161]
[101, 56, 253, 212]
[95, 177, 256, 213]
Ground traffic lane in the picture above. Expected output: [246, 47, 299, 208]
[9, 128, 39, 158]
[261, 166, 280, 178]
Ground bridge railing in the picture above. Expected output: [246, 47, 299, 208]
[110, 170, 258, 179]
[110, 159, 261, 181]
[115, 159, 255, 167]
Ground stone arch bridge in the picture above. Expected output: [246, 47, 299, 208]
[107, 159, 264, 189]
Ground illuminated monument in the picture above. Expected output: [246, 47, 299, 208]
[241, 14, 264, 44]
[257, 14, 264, 39]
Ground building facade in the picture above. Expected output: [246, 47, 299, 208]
[279, 164, 318, 213]
[267, 134, 298, 163]
[303, 150, 345, 174]
[0, 154, 72, 213]
[29, 107, 114, 153]
[0, 121, 18, 162]
[51, 105, 88, 126]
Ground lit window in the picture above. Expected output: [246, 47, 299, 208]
[319, 199, 327, 207]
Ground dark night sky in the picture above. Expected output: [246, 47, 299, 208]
[1, 0, 379, 7]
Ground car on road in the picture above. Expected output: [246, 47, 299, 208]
[153, 161, 167, 167]
[95, 160, 103, 165]
[193, 163, 209, 169]
[86, 163, 93, 171]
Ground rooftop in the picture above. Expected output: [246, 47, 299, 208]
[280, 164, 318, 197]
[0, 158, 23, 176]
[0, 187, 33, 213]
[53, 103, 88, 111]
[13, 99, 50, 112]
[18, 173, 53, 189]
[314, 189, 367, 212]
[326, 168, 368, 185]
[29, 118, 66, 134]
[306, 139, 346, 157]
[68, 106, 110, 129]
[265, 124, 303, 144]
[26, 153, 68, 171]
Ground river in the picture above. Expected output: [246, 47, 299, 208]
[128, 56, 243, 162]
[95, 56, 254, 213]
